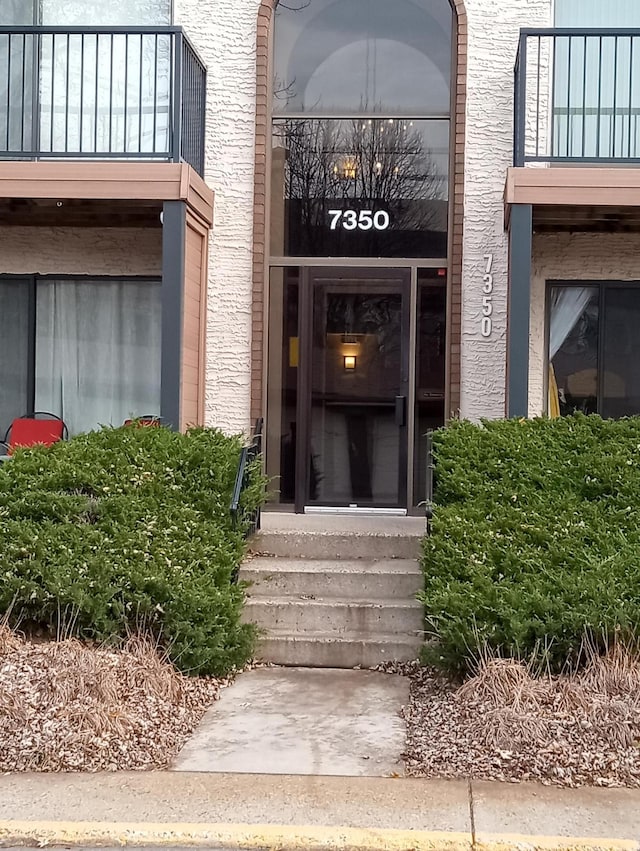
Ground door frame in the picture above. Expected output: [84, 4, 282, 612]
[293, 266, 412, 513]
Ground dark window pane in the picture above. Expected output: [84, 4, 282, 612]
[273, 0, 452, 116]
[414, 269, 446, 506]
[265, 267, 299, 504]
[601, 287, 640, 418]
[271, 118, 448, 258]
[0, 279, 30, 439]
[309, 278, 404, 506]
[549, 285, 599, 416]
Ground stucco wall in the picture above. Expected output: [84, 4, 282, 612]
[174, 0, 260, 434]
[0, 227, 161, 276]
[529, 232, 640, 416]
[459, 0, 551, 420]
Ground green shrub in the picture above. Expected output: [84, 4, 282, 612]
[0, 425, 265, 675]
[420, 415, 640, 674]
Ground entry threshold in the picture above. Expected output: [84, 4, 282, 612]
[304, 506, 408, 516]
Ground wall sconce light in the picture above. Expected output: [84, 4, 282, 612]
[343, 355, 357, 371]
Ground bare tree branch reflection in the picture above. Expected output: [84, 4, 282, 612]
[272, 117, 448, 256]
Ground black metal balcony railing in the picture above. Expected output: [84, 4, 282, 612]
[0, 26, 206, 176]
[514, 29, 640, 167]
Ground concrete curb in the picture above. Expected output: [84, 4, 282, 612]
[0, 822, 471, 850]
[475, 836, 639, 851]
[0, 822, 638, 851]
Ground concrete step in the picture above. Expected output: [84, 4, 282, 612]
[254, 630, 422, 667]
[250, 531, 422, 560]
[243, 597, 424, 635]
[239, 558, 423, 600]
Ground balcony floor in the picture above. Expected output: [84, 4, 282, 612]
[505, 166, 640, 232]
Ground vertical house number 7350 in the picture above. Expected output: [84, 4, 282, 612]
[481, 254, 494, 338]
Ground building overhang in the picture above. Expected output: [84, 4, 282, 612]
[0, 162, 214, 229]
[505, 167, 640, 233]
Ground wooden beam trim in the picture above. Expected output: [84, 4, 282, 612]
[0, 162, 214, 227]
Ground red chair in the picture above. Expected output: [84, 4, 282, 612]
[123, 415, 161, 427]
[0, 412, 67, 459]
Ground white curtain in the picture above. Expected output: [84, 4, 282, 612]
[1, 0, 172, 156]
[39, 0, 172, 156]
[549, 287, 594, 361]
[0, 0, 35, 153]
[555, 0, 640, 26]
[35, 279, 161, 436]
[554, 1, 640, 159]
[39, 32, 172, 156]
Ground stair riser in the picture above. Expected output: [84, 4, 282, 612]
[244, 602, 424, 635]
[251, 532, 422, 560]
[239, 570, 423, 601]
[255, 637, 421, 667]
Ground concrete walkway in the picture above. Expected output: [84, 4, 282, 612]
[172, 667, 408, 776]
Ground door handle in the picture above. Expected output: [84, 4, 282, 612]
[395, 395, 406, 427]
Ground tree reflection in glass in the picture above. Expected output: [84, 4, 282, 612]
[271, 117, 449, 258]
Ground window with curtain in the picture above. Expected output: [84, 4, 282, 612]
[39, 0, 171, 25]
[554, 0, 640, 159]
[555, 0, 640, 27]
[548, 283, 640, 419]
[0, 277, 161, 438]
[0, 0, 173, 156]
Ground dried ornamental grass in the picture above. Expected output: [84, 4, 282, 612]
[402, 643, 640, 787]
[0, 626, 228, 772]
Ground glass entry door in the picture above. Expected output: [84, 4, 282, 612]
[296, 268, 410, 511]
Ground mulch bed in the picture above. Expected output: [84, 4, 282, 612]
[397, 651, 640, 788]
[0, 625, 227, 771]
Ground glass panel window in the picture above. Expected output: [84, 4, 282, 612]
[548, 285, 599, 416]
[1, 1, 36, 24]
[414, 268, 446, 506]
[601, 287, 640, 418]
[266, 267, 299, 504]
[553, 4, 640, 159]
[555, 0, 640, 26]
[549, 284, 640, 418]
[35, 279, 162, 436]
[40, 0, 171, 25]
[271, 118, 449, 258]
[273, 0, 452, 116]
[308, 276, 405, 506]
[0, 279, 30, 439]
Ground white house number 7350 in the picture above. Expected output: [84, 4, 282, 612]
[481, 253, 494, 338]
[328, 209, 390, 231]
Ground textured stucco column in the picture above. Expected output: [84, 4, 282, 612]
[174, 0, 260, 434]
[460, 0, 550, 421]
